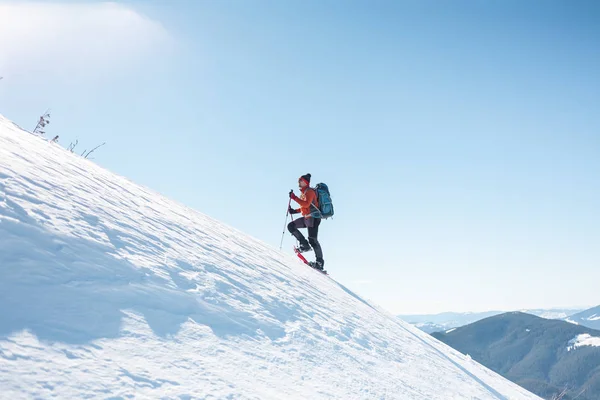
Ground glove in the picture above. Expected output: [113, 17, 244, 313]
[289, 190, 296, 200]
[288, 206, 299, 215]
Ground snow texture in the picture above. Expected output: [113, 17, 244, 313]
[567, 334, 600, 351]
[0, 115, 540, 399]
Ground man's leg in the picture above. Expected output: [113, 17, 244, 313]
[307, 218, 324, 266]
[288, 218, 310, 250]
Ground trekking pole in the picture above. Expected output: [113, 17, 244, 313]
[279, 196, 293, 250]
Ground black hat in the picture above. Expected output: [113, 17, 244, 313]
[299, 173, 311, 184]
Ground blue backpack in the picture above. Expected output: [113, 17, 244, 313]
[309, 183, 334, 219]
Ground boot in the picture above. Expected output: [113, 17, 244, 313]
[309, 259, 324, 270]
[296, 242, 312, 253]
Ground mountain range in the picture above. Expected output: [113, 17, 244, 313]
[398, 308, 585, 333]
[433, 312, 600, 400]
[564, 305, 600, 330]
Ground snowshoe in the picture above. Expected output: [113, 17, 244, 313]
[294, 247, 328, 275]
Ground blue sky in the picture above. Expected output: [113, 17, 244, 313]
[1, 0, 599, 314]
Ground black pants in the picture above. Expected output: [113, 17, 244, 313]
[288, 217, 324, 263]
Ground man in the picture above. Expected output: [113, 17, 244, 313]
[288, 173, 325, 270]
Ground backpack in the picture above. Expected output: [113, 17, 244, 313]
[309, 183, 334, 219]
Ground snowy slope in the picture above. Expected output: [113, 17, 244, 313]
[567, 333, 600, 351]
[0, 115, 540, 399]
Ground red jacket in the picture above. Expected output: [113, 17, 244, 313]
[292, 187, 319, 217]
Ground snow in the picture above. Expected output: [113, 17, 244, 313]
[446, 328, 457, 333]
[526, 329, 530, 332]
[565, 318, 580, 325]
[588, 314, 600, 321]
[567, 334, 600, 351]
[0, 114, 541, 399]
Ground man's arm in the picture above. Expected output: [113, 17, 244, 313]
[291, 189, 315, 208]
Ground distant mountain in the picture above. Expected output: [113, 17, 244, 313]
[399, 308, 584, 334]
[433, 312, 600, 400]
[410, 322, 451, 334]
[398, 311, 503, 333]
[522, 308, 585, 320]
[564, 305, 600, 330]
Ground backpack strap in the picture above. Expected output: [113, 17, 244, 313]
[307, 187, 322, 218]
[308, 187, 319, 208]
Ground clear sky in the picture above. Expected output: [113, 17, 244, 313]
[1, 0, 598, 314]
